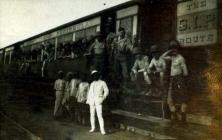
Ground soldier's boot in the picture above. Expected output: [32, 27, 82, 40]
[170, 112, 179, 126]
[180, 112, 188, 126]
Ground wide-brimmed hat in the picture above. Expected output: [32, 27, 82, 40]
[91, 70, 98, 75]
[169, 40, 180, 50]
[58, 70, 64, 77]
[150, 45, 161, 53]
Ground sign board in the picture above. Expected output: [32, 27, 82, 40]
[177, 9, 217, 34]
[177, 0, 218, 47]
[177, 29, 217, 46]
[23, 17, 101, 46]
[57, 17, 100, 36]
[177, 0, 217, 16]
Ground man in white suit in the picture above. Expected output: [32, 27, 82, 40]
[86, 70, 109, 135]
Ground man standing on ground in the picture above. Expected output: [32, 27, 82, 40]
[161, 40, 188, 125]
[86, 70, 109, 135]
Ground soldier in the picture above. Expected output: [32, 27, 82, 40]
[105, 17, 116, 64]
[88, 33, 107, 77]
[110, 35, 118, 67]
[86, 70, 109, 135]
[116, 27, 132, 81]
[54, 71, 65, 117]
[161, 40, 188, 125]
[76, 74, 89, 125]
[131, 51, 151, 91]
[62, 72, 73, 116]
[70, 72, 81, 121]
[149, 45, 166, 96]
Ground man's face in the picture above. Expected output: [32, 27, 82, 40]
[119, 30, 125, 38]
[154, 52, 161, 59]
[171, 49, 178, 56]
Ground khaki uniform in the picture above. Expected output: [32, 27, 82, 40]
[149, 57, 166, 86]
[54, 79, 65, 116]
[131, 56, 151, 85]
[76, 82, 90, 124]
[90, 41, 106, 74]
[116, 37, 132, 79]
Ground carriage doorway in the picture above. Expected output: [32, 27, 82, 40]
[101, 13, 116, 37]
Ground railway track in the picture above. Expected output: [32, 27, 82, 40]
[0, 111, 42, 140]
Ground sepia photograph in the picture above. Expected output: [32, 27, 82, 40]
[0, 0, 222, 139]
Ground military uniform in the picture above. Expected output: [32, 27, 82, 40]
[162, 49, 188, 124]
[149, 57, 166, 96]
[54, 79, 65, 116]
[76, 82, 89, 124]
[131, 56, 151, 85]
[116, 37, 132, 79]
[90, 41, 106, 75]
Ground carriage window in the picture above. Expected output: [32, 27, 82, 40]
[119, 17, 133, 39]
[57, 33, 73, 44]
[31, 43, 42, 62]
[4, 51, 12, 64]
[75, 30, 85, 41]
[85, 26, 97, 38]
[0, 52, 3, 64]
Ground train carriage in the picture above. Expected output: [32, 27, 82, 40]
[0, 0, 176, 115]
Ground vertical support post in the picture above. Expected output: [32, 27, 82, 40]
[116, 20, 120, 34]
[133, 15, 138, 41]
[54, 38, 58, 60]
[4, 52, 6, 64]
[9, 51, 12, 64]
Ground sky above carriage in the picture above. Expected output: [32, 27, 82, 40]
[0, 0, 130, 49]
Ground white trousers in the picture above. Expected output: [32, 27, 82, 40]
[89, 105, 105, 133]
[54, 92, 63, 116]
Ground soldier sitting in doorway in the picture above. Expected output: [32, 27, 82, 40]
[149, 45, 166, 97]
[130, 48, 151, 94]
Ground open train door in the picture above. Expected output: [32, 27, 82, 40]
[101, 13, 116, 37]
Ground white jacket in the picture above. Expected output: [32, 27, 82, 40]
[86, 80, 109, 106]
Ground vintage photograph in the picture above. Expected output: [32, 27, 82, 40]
[0, 0, 222, 139]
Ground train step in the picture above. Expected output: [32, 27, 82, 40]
[111, 109, 219, 140]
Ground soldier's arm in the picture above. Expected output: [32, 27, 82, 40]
[149, 59, 154, 69]
[132, 60, 138, 73]
[180, 57, 188, 76]
[126, 39, 133, 52]
[161, 50, 172, 60]
[84, 43, 94, 56]
[162, 59, 167, 72]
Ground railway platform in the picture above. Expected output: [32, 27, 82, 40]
[1, 80, 222, 140]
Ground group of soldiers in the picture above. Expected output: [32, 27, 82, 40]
[53, 26, 190, 134]
[54, 70, 109, 135]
